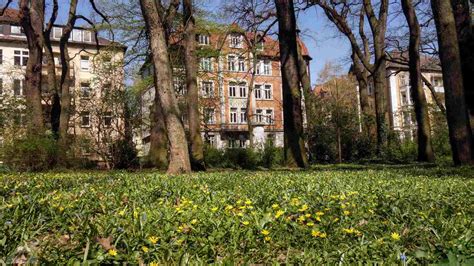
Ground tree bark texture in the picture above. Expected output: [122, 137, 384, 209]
[431, 0, 473, 165]
[149, 98, 169, 169]
[19, 0, 45, 133]
[140, 0, 192, 174]
[401, 0, 435, 162]
[183, 0, 205, 170]
[275, 0, 308, 168]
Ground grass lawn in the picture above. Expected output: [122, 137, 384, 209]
[1, 165, 473, 264]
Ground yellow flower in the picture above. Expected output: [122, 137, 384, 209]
[333, 218, 340, 222]
[297, 215, 306, 222]
[247, 206, 254, 210]
[245, 200, 252, 205]
[211, 207, 218, 212]
[391, 232, 401, 241]
[275, 210, 285, 218]
[311, 230, 321, 237]
[148, 236, 158, 244]
[237, 212, 244, 217]
[316, 216, 322, 222]
[298, 204, 309, 212]
[141, 246, 149, 253]
[242, 221, 250, 226]
[305, 213, 311, 218]
[108, 249, 117, 256]
[118, 210, 125, 216]
[264, 236, 271, 241]
[343, 210, 351, 216]
[150, 261, 159, 266]
[307, 222, 315, 227]
[315, 212, 324, 216]
[225, 205, 234, 211]
[343, 228, 355, 234]
[261, 229, 270, 236]
[319, 232, 327, 238]
[272, 204, 279, 209]
[191, 219, 198, 225]
[239, 206, 246, 210]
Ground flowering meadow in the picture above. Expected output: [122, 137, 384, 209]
[1, 166, 473, 264]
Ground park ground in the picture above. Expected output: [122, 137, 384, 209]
[0, 164, 473, 264]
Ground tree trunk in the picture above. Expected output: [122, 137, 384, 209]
[431, 0, 473, 165]
[246, 53, 257, 148]
[275, 0, 308, 168]
[183, 0, 205, 171]
[351, 52, 372, 135]
[402, 0, 435, 163]
[451, 0, 474, 127]
[19, 0, 45, 134]
[149, 98, 169, 169]
[140, 0, 191, 174]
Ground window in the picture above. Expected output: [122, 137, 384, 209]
[228, 55, 236, 71]
[13, 79, 23, 96]
[72, 29, 82, 41]
[201, 81, 214, 97]
[432, 76, 443, 87]
[174, 76, 186, 95]
[229, 138, 238, 148]
[239, 139, 247, 148]
[203, 108, 215, 124]
[81, 111, 91, 127]
[200, 57, 212, 71]
[240, 108, 247, 123]
[239, 83, 247, 98]
[197, 34, 210, 45]
[0, 49, 2, 64]
[230, 107, 238, 123]
[401, 91, 409, 105]
[262, 60, 271, 75]
[254, 84, 262, 99]
[229, 82, 237, 97]
[81, 83, 91, 98]
[14, 50, 28, 66]
[230, 34, 243, 48]
[238, 57, 245, 72]
[256, 109, 263, 123]
[206, 134, 216, 147]
[80, 55, 90, 71]
[11, 25, 22, 35]
[53, 27, 62, 39]
[83, 30, 92, 42]
[264, 84, 272, 99]
[265, 109, 274, 124]
[103, 112, 112, 127]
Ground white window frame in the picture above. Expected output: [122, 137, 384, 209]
[238, 57, 246, 72]
[262, 60, 271, 75]
[201, 81, 214, 97]
[13, 79, 24, 96]
[200, 57, 213, 71]
[240, 108, 247, 124]
[254, 84, 262, 99]
[265, 109, 274, 125]
[80, 55, 90, 71]
[198, 34, 210, 45]
[14, 50, 28, 66]
[72, 29, 82, 42]
[203, 108, 215, 124]
[11, 25, 22, 35]
[230, 107, 238, 124]
[80, 82, 91, 98]
[256, 109, 264, 123]
[263, 84, 272, 100]
[53, 27, 63, 39]
[83, 30, 92, 42]
[103, 112, 113, 127]
[228, 55, 237, 72]
[239, 82, 247, 98]
[229, 34, 243, 48]
[229, 82, 237, 97]
[207, 134, 216, 147]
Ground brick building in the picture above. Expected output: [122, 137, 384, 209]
[136, 26, 311, 155]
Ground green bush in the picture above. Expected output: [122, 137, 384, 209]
[1, 134, 58, 171]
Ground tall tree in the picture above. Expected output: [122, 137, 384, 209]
[401, 0, 435, 162]
[183, 0, 205, 170]
[18, 0, 46, 133]
[139, 0, 192, 174]
[431, 0, 473, 165]
[451, 0, 474, 125]
[313, 0, 389, 155]
[274, 0, 308, 168]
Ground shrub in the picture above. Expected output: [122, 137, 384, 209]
[1, 134, 58, 171]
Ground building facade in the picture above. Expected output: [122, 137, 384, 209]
[0, 9, 126, 164]
[385, 58, 444, 139]
[136, 28, 311, 156]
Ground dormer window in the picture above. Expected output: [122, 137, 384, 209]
[53, 27, 62, 39]
[72, 29, 82, 41]
[11, 25, 23, 35]
[230, 34, 243, 48]
[197, 34, 210, 45]
[83, 30, 92, 42]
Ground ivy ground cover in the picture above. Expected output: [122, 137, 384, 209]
[1, 165, 473, 264]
